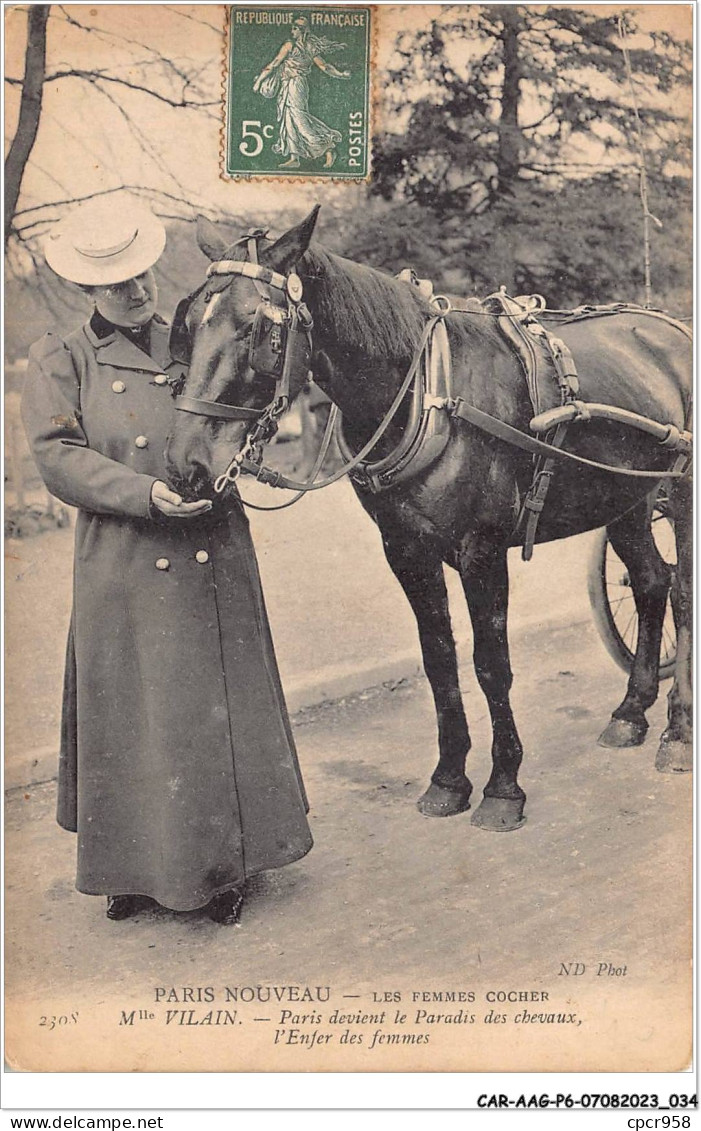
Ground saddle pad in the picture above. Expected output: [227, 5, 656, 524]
[482, 295, 568, 417]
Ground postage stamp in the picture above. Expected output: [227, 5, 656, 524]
[225, 5, 372, 179]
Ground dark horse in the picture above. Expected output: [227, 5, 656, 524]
[165, 207, 692, 831]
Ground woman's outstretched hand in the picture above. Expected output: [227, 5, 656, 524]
[151, 480, 213, 518]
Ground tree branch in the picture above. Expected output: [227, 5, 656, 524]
[162, 6, 223, 33]
[521, 108, 557, 132]
[52, 5, 217, 90]
[44, 68, 219, 108]
[85, 79, 190, 191]
[26, 157, 72, 195]
[13, 184, 220, 221]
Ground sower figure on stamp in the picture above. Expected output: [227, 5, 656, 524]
[21, 197, 312, 925]
[253, 15, 350, 169]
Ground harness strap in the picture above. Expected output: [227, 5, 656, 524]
[236, 404, 341, 512]
[530, 401, 693, 448]
[450, 399, 690, 479]
[220, 315, 446, 495]
[542, 304, 693, 342]
[176, 396, 263, 421]
[519, 422, 570, 561]
[206, 260, 287, 292]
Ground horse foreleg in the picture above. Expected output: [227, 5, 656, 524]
[656, 476, 692, 772]
[460, 544, 526, 832]
[598, 498, 671, 749]
[380, 532, 472, 817]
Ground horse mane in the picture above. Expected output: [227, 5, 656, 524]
[298, 245, 505, 362]
[300, 246, 433, 359]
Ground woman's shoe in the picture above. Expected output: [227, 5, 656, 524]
[279, 156, 300, 168]
[106, 894, 144, 920]
[208, 888, 244, 925]
[323, 149, 336, 168]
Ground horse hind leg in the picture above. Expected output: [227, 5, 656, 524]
[656, 476, 692, 772]
[379, 530, 473, 817]
[598, 497, 671, 749]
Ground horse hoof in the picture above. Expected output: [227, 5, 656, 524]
[417, 781, 472, 818]
[471, 796, 526, 832]
[597, 717, 648, 748]
[655, 738, 693, 773]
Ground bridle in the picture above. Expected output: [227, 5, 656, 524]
[172, 230, 446, 504]
[173, 230, 315, 493]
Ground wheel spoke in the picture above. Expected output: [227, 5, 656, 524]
[611, 597, 634, 623]
[608, 594, 632, 610]
[621, 610, 638, 651]
[662, 624, 675, 655]
[594, 521, 678, 673]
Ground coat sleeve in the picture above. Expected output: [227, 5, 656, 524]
[21, 333, 158, 518]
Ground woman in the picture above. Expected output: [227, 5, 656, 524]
[22, 197, 313, 924]
[253, 16, 350, 169]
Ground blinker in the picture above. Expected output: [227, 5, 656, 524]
[174, 245, 313, 433]
[249, 303, 289, 378]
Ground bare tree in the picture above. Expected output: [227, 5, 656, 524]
[4, 4, 223, 257]
[4, 5, 255, 361]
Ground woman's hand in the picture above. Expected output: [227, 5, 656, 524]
[253, 73, 263, 93]
[151, 480, 212, 518]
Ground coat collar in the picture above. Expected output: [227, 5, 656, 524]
[83, 312, 176, 373]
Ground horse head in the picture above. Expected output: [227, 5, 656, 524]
[165, 206, 321, 499]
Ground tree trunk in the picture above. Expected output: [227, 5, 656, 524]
[5, 5, 49, 250]
[496, 5, 523, 195]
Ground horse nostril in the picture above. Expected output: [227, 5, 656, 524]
[186, 459, 212, 495]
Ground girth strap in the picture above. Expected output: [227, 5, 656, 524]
[518, 421, 570, 561]
[450, 399, 690, 479]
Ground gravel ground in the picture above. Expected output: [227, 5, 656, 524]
[5, 619, 692, 1074]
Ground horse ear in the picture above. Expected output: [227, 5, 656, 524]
[196, 216, 228, 262]
[266, 205, 321, 272]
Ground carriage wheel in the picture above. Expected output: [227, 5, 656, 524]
[587, 503, 677, 680]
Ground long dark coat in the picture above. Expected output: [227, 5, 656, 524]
[22, 314, 312, 910]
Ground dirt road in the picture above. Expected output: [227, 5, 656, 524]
[5, 618, 691, 1074]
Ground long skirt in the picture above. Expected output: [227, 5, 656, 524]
[57, 503, 312, 910]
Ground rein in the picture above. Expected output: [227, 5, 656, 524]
[224, 313, 446, 495]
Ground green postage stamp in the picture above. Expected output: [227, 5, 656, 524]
[225, 6, 372, 179]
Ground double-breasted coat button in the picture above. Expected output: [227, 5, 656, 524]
[154, 374, 168, 386]
[155, 557, 170, 571]
[111, 380, 126, 393]
[135, 435, 149, 449]
[195, 549, 209, 564]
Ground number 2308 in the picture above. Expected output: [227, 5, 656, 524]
[39, 1013, 79, 1030]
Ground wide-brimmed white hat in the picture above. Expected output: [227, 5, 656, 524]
[44, 196, 166, 285]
